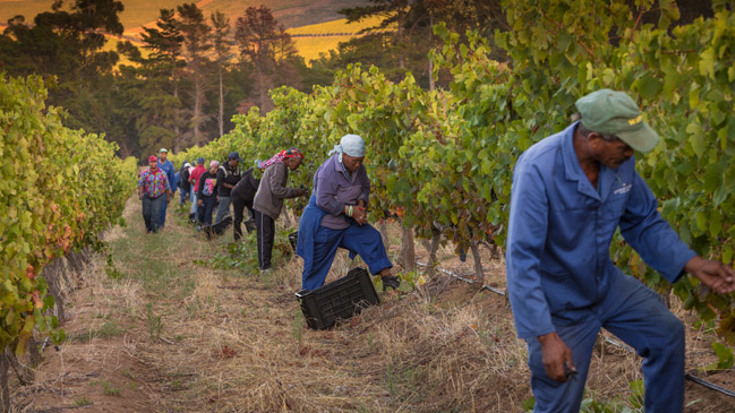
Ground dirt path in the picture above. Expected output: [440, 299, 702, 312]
[9, 197, 735, 412]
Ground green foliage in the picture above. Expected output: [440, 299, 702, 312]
[205, 228, 295, 273]
[73, 396, 93, 406]
[701, 342, 735, 372]
[0, 74, 135, 354]
[91, 378, 122, 396]
[172, 3, 735, 343]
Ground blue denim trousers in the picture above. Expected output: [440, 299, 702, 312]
[142, 195, 164, 233]
[215, 196, 232, 224]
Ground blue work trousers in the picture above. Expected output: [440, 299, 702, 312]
[215, 196, 232, 224]
[142, 195, 164, 233]
[302, 223, 392, 290]
[525, 273, 684, 413]
[190, 190, 197, 213]
[160, 196, 169, 228]
[198, 197, 216, 226]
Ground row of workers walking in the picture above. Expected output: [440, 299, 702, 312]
[137, 135, 400, 292]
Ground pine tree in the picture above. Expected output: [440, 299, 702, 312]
[178, 3, 213, 146]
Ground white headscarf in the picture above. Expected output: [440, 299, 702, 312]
[329, 134, 366, 162]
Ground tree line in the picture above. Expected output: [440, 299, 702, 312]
[0, 0, 511, 159]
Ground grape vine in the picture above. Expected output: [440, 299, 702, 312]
[173, 2, 735, 342]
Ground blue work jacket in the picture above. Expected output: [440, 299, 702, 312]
[158, 159, 177, 194]
[506, 122, 695, 339]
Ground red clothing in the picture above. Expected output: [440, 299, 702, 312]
[189, 165, 207, 192]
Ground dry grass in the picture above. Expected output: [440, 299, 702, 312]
[9, 197, 735, 412]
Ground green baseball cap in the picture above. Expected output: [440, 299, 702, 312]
[159, 148, 168, 153]
[575, 89, 659, 153]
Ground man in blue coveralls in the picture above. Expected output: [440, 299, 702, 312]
[506, 89, 735, 413]
[157, 148, 176, 229]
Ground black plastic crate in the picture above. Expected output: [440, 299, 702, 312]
[295, 267, 380, 330]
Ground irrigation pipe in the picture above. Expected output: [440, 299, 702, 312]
[684, 373, 735, 399]
[414, 260, 735, 399]
[603, 334, 735, 399]
[415, 261, 505, 296]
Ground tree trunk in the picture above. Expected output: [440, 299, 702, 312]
[428, 13, 435, 92]
[218, 65, 224, 137]
[470, 240, 484, 283]
[425, 231, 441, 277]
[29, 336, 42, 368]
[6, 348, 33, 385]
[193, 56, 204, 145]
[400, 223, 415, 272]
[281, 208, 293, 228]
[42, 259, 65, 321]
[659, 286, 672, 309]
[379, 220, 389, 251]
[173, 78, 182, 152]
[0, 347, 10, 413]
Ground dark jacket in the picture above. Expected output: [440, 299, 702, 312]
[180, 167, 191, 191]
[197, 170, 219, 199]
[231, 168, 260, 203]
[216, 162, 242, 197]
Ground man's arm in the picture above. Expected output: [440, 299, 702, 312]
[507, 163, 554, 338]
[507, 161, 572, 381]
[619, 171, 697, 282]
[684, 256, 735, 294]
[268, 164, 301, 199]
[621, 172, 735, 293]
[216, 168, 233, 189]
[538, 332, 576, 383]
[137, 173, 145, 199]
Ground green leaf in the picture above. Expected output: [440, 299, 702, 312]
[637, 73, 662, 100]
[712, 342, 735, 369]
[709, 209, 723, 237]
[698, 48, 716, 78]
[704, 162, 724, 193]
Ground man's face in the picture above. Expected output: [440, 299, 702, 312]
[149, 159, 158, 171]
[342, 154, 364, 173]
[159, 151, 168, 161]
[286, 157, 302, 171]
[229, 158, 239, 168]
[590, 135, 634, 169]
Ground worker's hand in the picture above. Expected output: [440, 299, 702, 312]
[353, 206, 368, 226]
[685, 256, 735, 295]
[197, 199, 203, 207]
[538, 331, 576, 382]
[138, 193, 143, 200]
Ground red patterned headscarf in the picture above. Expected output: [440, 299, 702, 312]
[258, 147, 304, 169]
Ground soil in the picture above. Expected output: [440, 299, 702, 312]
[7, 198, 735, 412]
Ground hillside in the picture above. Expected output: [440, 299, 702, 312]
[287, 15, 387, 64]
[0, 0, 365, 34]
[0, 0, 369, 65]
